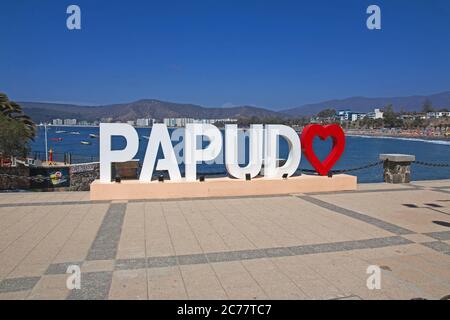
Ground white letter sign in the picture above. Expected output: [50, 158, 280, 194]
[140, 124, 181, 181]
[185, 124, 223, 181]
[264, 125, 301, 179]
[225, 124, 264, 179]
[99, 123, 139, 182]
[98, 123, 311, 182]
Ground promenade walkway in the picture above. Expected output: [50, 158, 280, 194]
[0, 179, 449, 300]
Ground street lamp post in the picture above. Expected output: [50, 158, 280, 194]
[44, 123, 48, 163]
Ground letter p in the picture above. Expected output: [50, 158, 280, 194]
[100, 123, 139, 182]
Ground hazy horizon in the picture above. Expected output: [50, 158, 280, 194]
[2, 0, 450, 109]
[14, 89, 450, 112]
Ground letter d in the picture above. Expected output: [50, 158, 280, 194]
[264, 125, 301, 179]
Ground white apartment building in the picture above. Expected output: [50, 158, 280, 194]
[427, 111, 450, 119]
[63, 119, 77, 125]
[367, 108, 384, 119]
[163, 118, 238, 127]
[351, 113, 366, 121]
[163, 118, 177, 127]
[52, 119, 63, 125]
[175, 118, 195, 127]
[337, 110, 365, 122]
[136, 118, 153, 126]
[337, 108, 383, 122]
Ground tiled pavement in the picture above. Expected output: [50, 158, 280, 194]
[0, 180, 450, 300]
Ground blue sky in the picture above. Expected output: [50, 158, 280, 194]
[1, 0, 450, 109]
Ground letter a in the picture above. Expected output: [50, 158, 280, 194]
[140, 124, 182, 181]
[366, 5, 381, 30]
[366, 265, 381, 290]
[67, 5, 81, 30]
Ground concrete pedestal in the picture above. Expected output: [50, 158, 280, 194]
[90, 174, 357, 201]
[380, 154, 415, 184]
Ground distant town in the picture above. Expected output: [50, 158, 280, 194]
[311, 108, 450, 125]
[44, 108, 450, 128]
[40, 104, 450, 141]
[48, 117, 239, 127]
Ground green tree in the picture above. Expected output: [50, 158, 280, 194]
[382, 105, 397, 128]
[374, 118, 384, 128]
[0, 93, 35, 139]
[412, 117, 424, 128]
[0, 93, 36, 158]
[0, 114, 33, 158]
[317, 108, 336, 118]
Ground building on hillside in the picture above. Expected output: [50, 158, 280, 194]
[337, 110, 351, 121]
[63, 119, 77, 125]
[215, 118, 238, 124]
[175, 118, 195, 127]
[427, 111, 450, 119]
[52, 119, 63, 125]
[136, 118, 153, 127]
[163, 118, 177, 127]
[163, 118, 238, 127]
[337, 110, 366, 122]
[367, 108, 384, 119]
[399, 113, 427, 120]
[350, 113, 366, 121]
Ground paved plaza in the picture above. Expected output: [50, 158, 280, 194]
[0, 179, 449, 300]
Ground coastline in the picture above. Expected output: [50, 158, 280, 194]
[39, 125, 450, 142]
[346, 130, 450, 143]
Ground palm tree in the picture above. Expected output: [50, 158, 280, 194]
[0, 93, 36, 140]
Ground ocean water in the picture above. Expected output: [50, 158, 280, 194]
[30, 126, 450, 183]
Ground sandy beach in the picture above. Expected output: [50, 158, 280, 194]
[346, 129, 450, 142]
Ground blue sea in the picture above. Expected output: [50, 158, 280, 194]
[31, 126, 450, 183]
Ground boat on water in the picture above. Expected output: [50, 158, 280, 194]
[89, 134, 99, 138]
[70, 131, 81, 135]
[80, 141, 92, 145]
[55, 130, 66, 134]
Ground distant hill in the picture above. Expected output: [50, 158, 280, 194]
[282, 91, 450, 116]
[19, 99, 282, 123]
[19, 91, 450, 122]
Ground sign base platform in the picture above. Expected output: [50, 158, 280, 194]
[90, 174, 357, 201]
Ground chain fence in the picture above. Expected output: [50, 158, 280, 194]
[412, 161, 450, 168]
[298, 160, 385, 176]
[31, 151, 99, 164]
[1, 159, 450, 183]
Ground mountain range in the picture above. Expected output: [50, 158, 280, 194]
[282, 91, 450, 115]
[19, 91, 450, 123]
[20, 100, 281, 124]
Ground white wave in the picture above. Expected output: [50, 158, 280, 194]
[348, 134, 450, 146]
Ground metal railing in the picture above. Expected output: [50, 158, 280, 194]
[31, 151, 99, 164]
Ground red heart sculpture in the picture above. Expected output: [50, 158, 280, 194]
[300, 124, 346, 176]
